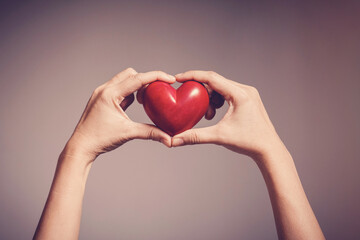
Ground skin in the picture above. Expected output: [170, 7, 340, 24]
[33, 69, 325, 240]
[172, 71, 325, 240]
[33, 68, 175, 240]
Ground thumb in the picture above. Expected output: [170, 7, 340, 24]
[172, 126, 217, 147]
[132, 123, 172, 147]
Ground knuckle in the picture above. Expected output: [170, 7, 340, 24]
[233, 88, 250, 102]
[92, 84, 108, 98]
[207, 71, 219, 79]
[189, 131, 199, 144]
[99, 87, 115, 99]
[92, 86, 103, 96]
[247, 86, 260, 99]
[133, 73, 143, 84]
[148, 128, 156, 140]
[154, 70, 165, 77]
[125, 67, 136, 73]
[248, 86, 258, 94]
[187, 70, 197, 76]
[233, 86, 261, 104]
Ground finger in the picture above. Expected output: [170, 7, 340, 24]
[210, 91, 225, 109]
[130, 123, 172, 147]
[202, 83, 224, 109]
[118, 71, 176, 98]
[175, 70, 233, 101]
[205, 105, 216, 120]
[203, 83, 213, 96]
[136, 84, 147, 104]
[120, 93, 135, 111]
[108, 67, 137, 85]
[172, 127, 217, 147]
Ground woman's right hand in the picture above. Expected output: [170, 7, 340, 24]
[172, 70, 284, 160]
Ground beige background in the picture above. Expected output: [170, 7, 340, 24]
[1, 0, 359, 239]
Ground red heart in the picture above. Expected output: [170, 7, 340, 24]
[143, 80, 209, 136]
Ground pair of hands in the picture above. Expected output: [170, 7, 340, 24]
[36, 68, 325, 240]
[67, 68, 281, 162]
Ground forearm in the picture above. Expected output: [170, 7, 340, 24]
[34, 143, 94, 240]
[255, 142, 325, 240]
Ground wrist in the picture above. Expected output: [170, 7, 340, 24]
[254, 145, 296, 186]
[64, 130, 99, 158]
[62, 133, 98, 166]
[57, 145, 95, 184]
[253, 138, 292, 170]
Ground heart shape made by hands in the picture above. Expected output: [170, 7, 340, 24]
[143, 80, 209, 136]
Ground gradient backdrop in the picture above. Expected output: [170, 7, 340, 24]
[0, 0, 359, 239]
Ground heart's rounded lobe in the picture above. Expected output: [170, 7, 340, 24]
[143, 80, 209, 136]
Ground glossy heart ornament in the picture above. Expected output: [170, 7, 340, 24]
[143, 80, 209, 136]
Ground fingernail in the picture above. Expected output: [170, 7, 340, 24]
[167, 75, 176, 81]
[160, 138, 170, 148]
[172, 138, 184, 147]
[175, 73, 183, 77]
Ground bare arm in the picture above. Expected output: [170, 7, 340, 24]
[257, 142, 324, 239]
[172, 70, 325, 240]
[33, 146, 93, 240]
[33, 68, 175, 240]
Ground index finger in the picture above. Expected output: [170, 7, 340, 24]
[175, 70, 233, 101]
[117, 71, 176, 97]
